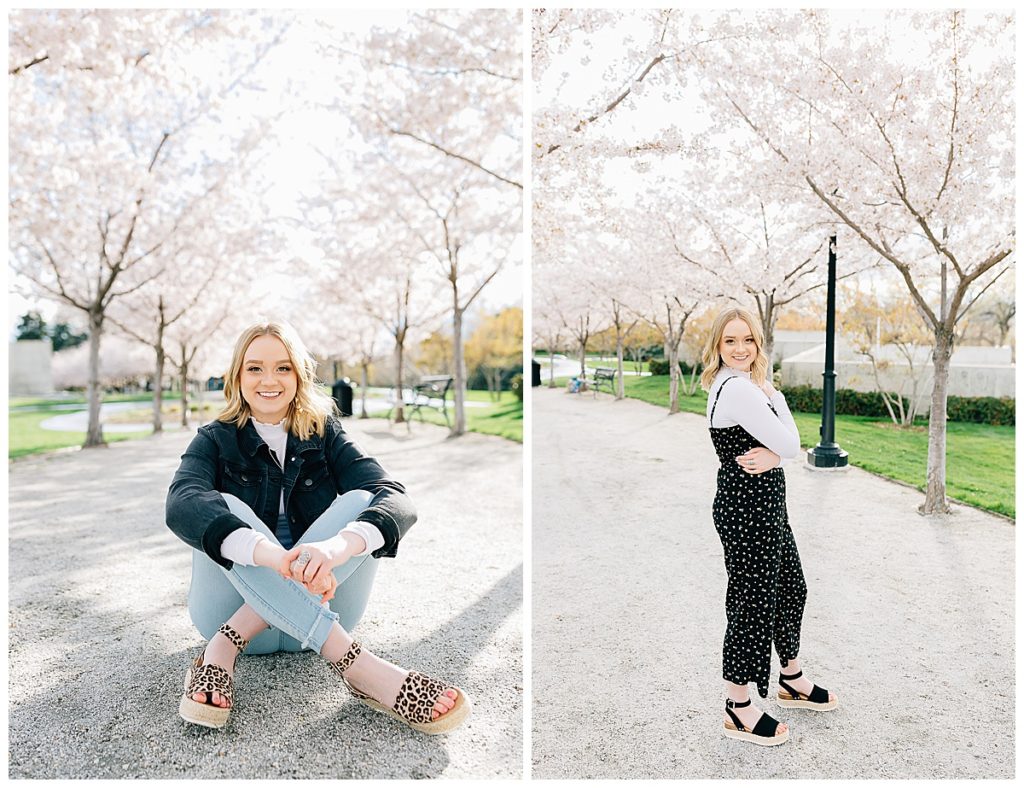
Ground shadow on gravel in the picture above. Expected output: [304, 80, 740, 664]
[9, 530, 514, 779]
[408, 564, 522, 682]
[10, 427, 521, 779]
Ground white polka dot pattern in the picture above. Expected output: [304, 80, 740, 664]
[709, 377, 807, 698]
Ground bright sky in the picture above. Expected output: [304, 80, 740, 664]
[7, 9, 522, 339]
[534, 8, 1008, 304]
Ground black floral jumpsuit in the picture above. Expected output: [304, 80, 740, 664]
[708, 376, 807, 698]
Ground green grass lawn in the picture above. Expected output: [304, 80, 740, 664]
[585, 356, 650, 374]
[554, 374, 1014, 518]
[10, 392, 156, 409]
[367, 389, 522, 442]
[8, 409, 146, 459]
[533, 352, 650, 375]
[11, 388, 522, 458]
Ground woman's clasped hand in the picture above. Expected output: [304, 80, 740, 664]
[280, 544, 340, 601]
[735, 446, 781, 475]
[250, 537, 367, 603]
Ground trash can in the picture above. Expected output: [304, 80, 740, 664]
[332, 378, 354, 417]
[531, 359, 541, 387]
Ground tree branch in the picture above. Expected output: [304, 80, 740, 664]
[9, 54, 49, 75]
[387, 127, 522, 189]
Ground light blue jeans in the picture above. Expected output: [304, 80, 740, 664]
[188, 490, 379, 655]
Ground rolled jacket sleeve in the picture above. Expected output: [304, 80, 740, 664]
[324, 419, 416, 558]
[165, 429, 251, 570]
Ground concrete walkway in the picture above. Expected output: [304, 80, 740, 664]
[9, 419, 522, 779]
[531, 386, 1013, 779]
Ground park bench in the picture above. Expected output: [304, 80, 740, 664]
[592, 367, 617, 396]
[387, 375, 454, 425]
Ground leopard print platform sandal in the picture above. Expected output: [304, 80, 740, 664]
[179, 623, 250, 728]
[328, 641, 471, 735]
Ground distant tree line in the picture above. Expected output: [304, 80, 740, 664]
[14, 311, 88, 352]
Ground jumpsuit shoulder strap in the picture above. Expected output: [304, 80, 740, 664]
[709, 376, 734, 426]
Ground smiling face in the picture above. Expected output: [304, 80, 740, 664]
[239, 333, 298, 424]
[718, 317, 758, 373]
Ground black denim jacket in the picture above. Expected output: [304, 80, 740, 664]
[166, 417, 416, 570]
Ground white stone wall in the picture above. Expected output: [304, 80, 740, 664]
[781, 340, 1015, 412]
[9, 340, 54, 396]
[772, 330, 827, 365]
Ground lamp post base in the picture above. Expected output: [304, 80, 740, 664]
[806, 446, 849, 468]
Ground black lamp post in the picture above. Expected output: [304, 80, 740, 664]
[807, 233, 849, 468]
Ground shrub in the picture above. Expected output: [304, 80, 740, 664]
[946, 395, 1015, 426]
[648, 358, 702, 376]
[510, 373, 524, 401]
[781, 384, 1014, 426]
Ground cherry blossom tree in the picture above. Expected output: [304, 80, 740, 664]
[569, 234, 646, 400]
[533, 8, 1013, 514]
[534, 250, 604, 381]
[651, 160, 881, 361]
[293, 304, 388, 420]
[340, 10, 523, 191]
[622, 223, 718, 415]
[307, 191, 447, 425]
[8, 9, 284, 446]
[532, 290, 567, 389]
[392, 173, 521, 433]
[692, 9, 1014, 513]
[303, 10, 523, 435]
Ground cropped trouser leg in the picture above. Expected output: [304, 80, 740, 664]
[772, 508, 807, 668]
[187, 490, 379, 655]
[716, 495, 807, 698]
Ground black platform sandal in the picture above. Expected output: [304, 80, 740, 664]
[723, 698, 789, 746]
[777, 668, 837, 710]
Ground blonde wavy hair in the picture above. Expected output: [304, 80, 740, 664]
[699, 307, 771, 391]
[217, 321, 336, 440]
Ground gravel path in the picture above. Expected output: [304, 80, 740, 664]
[9, 419, 522, 779]
[531, 386, 1013, 779]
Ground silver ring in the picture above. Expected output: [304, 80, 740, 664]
[296, 549, 311, 567]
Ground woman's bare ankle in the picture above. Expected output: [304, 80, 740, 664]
[320, 624, 356, 664]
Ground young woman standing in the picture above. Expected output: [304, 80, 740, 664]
[701, 307, 836, 746]
[166, 320, 470, 733]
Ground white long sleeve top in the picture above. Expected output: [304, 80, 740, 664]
[706, 367, 801, 467]
[219, 418, 384, 566]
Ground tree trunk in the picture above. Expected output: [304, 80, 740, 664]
[760, 294, 776, 366]
[452, 300, 466, 436]
[152, 297, 166, 434]
[394, 340, 406, 423]
[547, 343, 556, 388]
[180, 362, 190, 428]
[667, 337, 681, 414]
[615, 331, 625, 400]
[84, 310, 106, 447]
[921, 327, 954, 514]
[360, 361, 370, 419]
[153, 346, 165, 434]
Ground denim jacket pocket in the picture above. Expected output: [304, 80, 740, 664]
[295, 461, 331, 493]
[221, 461, 262, 507]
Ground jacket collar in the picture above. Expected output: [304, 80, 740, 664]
[237, 419, 323, 458]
